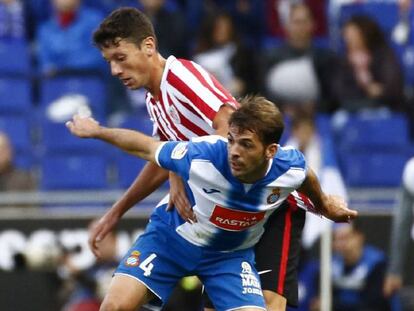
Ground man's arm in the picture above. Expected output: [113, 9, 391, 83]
[66, 115, 162, 162]
[212, 104, 234, 136]
[297, 168, 358, 222]
[67, 115, 166, 256]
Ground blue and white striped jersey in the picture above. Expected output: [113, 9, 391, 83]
[153, 135, 307, 251]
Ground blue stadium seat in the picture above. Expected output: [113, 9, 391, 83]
[115, 152, 147, 189]
[338, 2, 399, 36]
[338, 114, 409, 150]
[341, 151, 409, 187]
[0, 78, 32, 115]
[0, 40, 31, 76]
[40, 76, 107, 118]
[40, 117, 108, 153]
[0, 115, 31, 151]
[40, 154, 109, 190]
[0, 115, 32, 169]
[337, 114, 411, 187]
[117, 114, 154, 136]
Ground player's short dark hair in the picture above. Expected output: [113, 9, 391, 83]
[229, 95, 284, 145]
[93, 7, 156, 49]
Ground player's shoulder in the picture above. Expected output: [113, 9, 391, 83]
[191, 135, 227, 144]
[188, 135, 227, 157]
[162, 135, 226, 160]
[276, 145, 305, 165]
[168, 56, 206, 76]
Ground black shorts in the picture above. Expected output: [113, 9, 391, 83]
[203, 200, 306, 308]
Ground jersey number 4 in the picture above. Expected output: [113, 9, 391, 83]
[139, 253, 157, 276]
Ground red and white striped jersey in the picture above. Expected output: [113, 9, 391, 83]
[145, 56, 239, 141]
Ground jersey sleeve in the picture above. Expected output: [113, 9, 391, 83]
[281, 146, 308, 189]
[167, 59, 239, 125]
[155, 141, 193, 180]
[288, 191, 319, 215]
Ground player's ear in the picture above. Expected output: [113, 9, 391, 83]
[142, 36, 156, 55]
[265, 144, 278, 160]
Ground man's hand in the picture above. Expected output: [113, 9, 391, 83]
[66, 114, 101, 138]
[383, 274, 403, 297]
[167, 172, 197, 223]
[321, 194, 358, 223]
[89, 210, 120, 258]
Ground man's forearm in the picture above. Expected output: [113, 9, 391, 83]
[95, 127, 161, 162]
[112, 162, 169, 217]
[297, 168, 327, 213]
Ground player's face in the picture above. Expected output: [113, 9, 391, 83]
[101, 38, 153, 90]
[227, 126, 276, 183]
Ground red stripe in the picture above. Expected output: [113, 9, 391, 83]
[169, 61, 219, 119]
[287, 194, 299, 212]
[167, 70, 216, 121]
[297, 192, 318, 215]
[157, 94, 188, 141]
[209, 73, 239, 109]
[147, 99, 171, 141]
[277, 206, 292, 294]
[159, 133, 168, 141]
[176, 112, 209, 137]
[183, 59, 231, 103]
[167, 94, 209, 137]
[176, 97, 203, 119]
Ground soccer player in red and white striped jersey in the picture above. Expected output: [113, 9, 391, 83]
[145, 55, 239, 142]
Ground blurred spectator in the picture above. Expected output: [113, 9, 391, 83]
[82, 0, 136, 15]
[0, 0, 25, 40]
[211, 0, 265, 48]
[330, 223, 391, 311]
[37, 0, 105, 76]
[391, 0, 412, 46]
[193, 11, 257, 97]
[139, 0, 188, 58]
[391, 0, 414, 138]
[285, 114, 347, 249]
[292, 222, 393, 311]
[333, 15, 404, 113]
[61, 226, 119, 311]
[262, 3, 338, 117]
[0, 131, 36, 192]
[266, 0, 328, 38]
[288, 247, 319, 311]
[383, 157, 414, 298]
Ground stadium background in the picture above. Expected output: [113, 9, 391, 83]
[0, 0, 413, 310]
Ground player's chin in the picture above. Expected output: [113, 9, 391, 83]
[230, 168, 244, 179]
[127, 84, 140, 90]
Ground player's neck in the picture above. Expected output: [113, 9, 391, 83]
[147, 53, 166, 100]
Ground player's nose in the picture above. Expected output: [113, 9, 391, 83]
[110, 62, 122, 76]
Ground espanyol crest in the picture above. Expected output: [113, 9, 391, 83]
[267, 188, 280, 204]
[125, 250, 141, 267]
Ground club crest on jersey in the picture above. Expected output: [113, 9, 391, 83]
[168, 105, 181, 124]
[171, 142, 188, 159]
[267, 188, 280, 204]
[125, 250, 141, 267]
